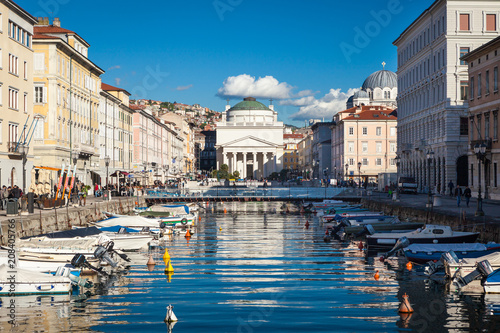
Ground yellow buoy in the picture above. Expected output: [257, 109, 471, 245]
[165, 270, 174, 282]
[219, 227, 222, 231]
[165, 260, 174, 273]
[163, 249, 170, 262]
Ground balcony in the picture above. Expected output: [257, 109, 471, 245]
[401, 143, 413, 152]
[7, 142, 28, 160]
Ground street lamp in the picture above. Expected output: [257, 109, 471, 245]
[357, 161, 362, 189]
[104, 156, 110, 190]
[474, 143, 486, 216]
[394, 155, 401, 200]
[19, 144, 28, 195]
[334, 165, 337, 187]
[426, 150, 434, 221]
[345, 163, 349, 186]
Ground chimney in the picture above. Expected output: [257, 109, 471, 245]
[53, 18, 61, 27]
[44, 17, 49, 26]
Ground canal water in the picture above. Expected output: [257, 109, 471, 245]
[1, 202, 499, 332]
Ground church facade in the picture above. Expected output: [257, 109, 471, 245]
[215, 97, 284, 179]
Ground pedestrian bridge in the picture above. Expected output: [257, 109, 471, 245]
[145, 186, 365, 203]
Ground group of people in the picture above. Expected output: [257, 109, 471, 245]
[448, 181, 472, 207]
[0, 185, 23, 209]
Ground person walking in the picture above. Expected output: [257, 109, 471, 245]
[464, 186, 472, 207]
[448, 180, 454, 197]
[455, 185, 463, 207]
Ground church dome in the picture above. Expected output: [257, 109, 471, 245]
[228, 97, 271, 112]
[362, 70, 397, 90]
[353, 90, 369, 99]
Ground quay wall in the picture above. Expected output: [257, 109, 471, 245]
[361, 198, 500, 243]
[0, 198, 145, 246]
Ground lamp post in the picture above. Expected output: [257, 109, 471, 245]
[334, 165, 337, 187]
[394, 155, 401, 200]
[426, 151, 434, 205]
[357, 162, 361, 189]
[345, 163, 349, 186]
[474, 143, 486, 216]
[104, 156, 110, 190]
[19, 144, 28, 195]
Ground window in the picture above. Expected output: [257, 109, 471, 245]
[486, 70, 490, 94]
[362, 158, 368, 166]
[471, 164, 474, 186]
[460, 81, 469, 100]
[23, 61, 27, 80]
[384, 91, 390, 99]
[470, 117, 475, 140]
[349, 127, 354, 135]
[0, 84, 2, 105]
[494, 163, 498, 187]
[376, 142, 382, 153]
[390, 127, 396, 136]
[9, 123, 18, 146]
[8, 88, 18, 110]
[390, 158, 396, 166]
[34, 53, 44, 71]
[460, 117, 468, 136]
[460, 13, 470, 31]
[349, 158, 354, 166]
[348, 141, 354, 153]
[487, 14, 497, 31]
[8, 54, 18, 75]
[34, 86, 46, 104]
[477, 115, 482, 139]
[23, 93, 27, 113]
[478, 73, 482, 96]
[376, 158, 382, 166]
[485, 114, 490, 139]
[362, 127, 367, 135]
[390, 142, 396, 152]
[494, 112, 498, 140]
[284, 158, 288, 163]
[470, 77, 475, 99]
[495, 67, 498, 92]
[376, 127, 382, 136]
[362, 141, 368, 152]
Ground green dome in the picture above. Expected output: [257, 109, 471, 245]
[228, 97, 271, 111]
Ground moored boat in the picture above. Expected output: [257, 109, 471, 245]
[0, 264, 72, 295]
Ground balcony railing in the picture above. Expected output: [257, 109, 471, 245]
[470, 138, 492, 150]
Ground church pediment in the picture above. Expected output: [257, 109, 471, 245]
[220, 136, 280, 148]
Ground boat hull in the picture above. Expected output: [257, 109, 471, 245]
[367, 234, 479, 249]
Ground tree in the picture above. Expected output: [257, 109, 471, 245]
[232, 171, 240, 179]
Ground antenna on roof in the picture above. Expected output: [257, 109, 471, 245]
[269, 98, 273, 106]
[226, 98, 230, 105]
[382, 61, 386, 70]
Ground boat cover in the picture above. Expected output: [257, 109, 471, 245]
[98, 225, 140, 233]
[97, 216, 160, 228]
[149, 204, 189, 215]
[17, 238, 98, 249]
[460, 252, 500, 266]
[21, 227, 102, 239]
[0, 264, 70, 283]
[406, 243, 488, 253]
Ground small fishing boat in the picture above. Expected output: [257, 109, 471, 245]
[0, 264, 72, 295]
[366, 224, 479, 249]
[405, 243, 500, 264]
[343, 221, 424, 235]
[484, 269, 500, 293]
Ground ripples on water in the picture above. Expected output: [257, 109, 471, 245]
[1, 202, 499, 332]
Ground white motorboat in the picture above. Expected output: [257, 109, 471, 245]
[0, 264, 72, 295]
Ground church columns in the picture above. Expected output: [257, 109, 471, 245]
[253, 152, 257, 179]
[243, 153, 247, 179]
[232, 153, 236, 175]
[272, 153, 276, 174]
[223, 152, 228, 168]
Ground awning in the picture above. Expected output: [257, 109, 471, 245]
[110, 171, 130, 177]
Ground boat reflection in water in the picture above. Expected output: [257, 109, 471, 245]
[1, 201, 499, 332]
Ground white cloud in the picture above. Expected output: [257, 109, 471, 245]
[176, 84, 193, 91]
[108, 65, 121, 70]
[294, 89, 317, 98]
[288, 88, 359, 121]
[217, 74, 293, 100]
[115, 78, 122, 86]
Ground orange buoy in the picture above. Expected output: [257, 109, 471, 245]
[358, 241, 364, 251]
[224, 208, 227, 214]
[398, 293, 414, 313]
[325, 229, 329, 235]
[147, 254, 156, 266]
[374, 270, 380, 280]
[406, 261, 413, 271]
[199, 215, 201, 221]
[185, 230, 191, 238]
[399, 312, 413, 328]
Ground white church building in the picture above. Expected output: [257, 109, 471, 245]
[215, 97, 284, 179]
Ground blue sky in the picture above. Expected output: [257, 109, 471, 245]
[20, 0, 431, 126]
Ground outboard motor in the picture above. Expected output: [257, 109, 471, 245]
[455, 260, 494, 290]
[381, 236, 410, 260]
[330, 219, 351, 240]
[71, 253, 108, 276]
[425, 251, 460, 276]
[353, 224, 376, 238]
[55, 266, 93, 288]
[94, 245, 118, 268]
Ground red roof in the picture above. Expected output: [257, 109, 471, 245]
[33, 34, 57, 39]
[284, 134, 305, 139]
[129, 104, 145, 110]
[34, 26, 75, 34]
[102, 83, 124, 91]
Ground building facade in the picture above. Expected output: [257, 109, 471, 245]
[216, 97, 284, 179]
[283, 132, 304, 173]
[199, 130, 216, 172]
[32, 18, 104, 188]
[0, 0, 37, 190]
[394, 0, 500, 193]
[462, 36, 500, 200]
[332, 105, 397, 185]
[311, 122, 333, 179]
